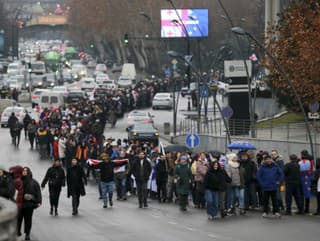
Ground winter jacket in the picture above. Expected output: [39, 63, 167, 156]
[93, 160, 127, 183]
[22, 172, 42, 209]
[53, 141, 59, 159]
[311, 169, 320, 193]
[41, 166, 66, 189]
[58, 138, 66, 158]
[37, 129, 49, 145]
[274, 157, 285, 170]
[283, 162, 300, 185]
[204, 167, 232, 192]
[194, 159, 209, 182]
[0, 171, 15, 200]
[132, 158, 152, 183]
[257, 162, 284, 191]
[67, 165, 87, 197]
[175, 163, 192, 195]
[156, 159, 168, 183]
[226, 162, 245, 188]
[240, 159, 257, 184]
[76, 145, 89, 161]
[9, 166, 24, 209]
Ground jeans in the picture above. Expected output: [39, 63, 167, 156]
[263, 190, 279, 214]
[115, 175, 126, 199]
[49, 143, 53, 159]
[167, 175, 175, 201]
[276, 184, 284, 209]
[49, 186, 61, 209]
[227, 187, 245, 209]
[100, 181, 114, 206]
[244, 182, 257, 208]
[285, 183, 302, 212]
[205, 190, 219, 217]
[136, 181, 148, 205]
[28, 133, 35, 148]
[17, 207, 34, 235]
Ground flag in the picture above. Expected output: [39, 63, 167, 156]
[159, 142, 166, 156]
[113, 159, 129, 173]
[249, 53, 258, 62]
[87, 159, 102, 166]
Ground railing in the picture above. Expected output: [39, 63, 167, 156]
[177, 117, 320, 144]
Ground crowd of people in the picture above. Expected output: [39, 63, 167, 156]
[0, 80, 319, 241]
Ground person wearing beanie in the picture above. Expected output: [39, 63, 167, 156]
[226, 153, 246, 215]
[257, 155, 284, 218]
[175, 155, 192, 211]
[41, 159, 65, 216]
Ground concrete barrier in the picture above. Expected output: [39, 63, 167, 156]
[172, 134, 320, 158]
[0, 198, 17, 241]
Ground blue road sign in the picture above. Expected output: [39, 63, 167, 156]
[185, 134, 200, 148]
[222, 107, 234, 119]
[200, 86, 209, 98]
[310, 102, 319, 113]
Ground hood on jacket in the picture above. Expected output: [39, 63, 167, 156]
[9, 165, 23, 179]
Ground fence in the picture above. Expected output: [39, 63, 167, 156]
[177, 118, 320, 144]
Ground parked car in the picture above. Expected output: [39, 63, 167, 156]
[152, 92, 173, 110]
[127, 123, 159, 145]
[127, 110, 154, 128]
[1, 106, 28, 127]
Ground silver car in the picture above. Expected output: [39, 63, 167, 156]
[152, 93, 173, 110]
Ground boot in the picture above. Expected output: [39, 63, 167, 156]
[25, 234, 30, 240]
[50, 207, 53, 215]
[55, 208, 58, 216]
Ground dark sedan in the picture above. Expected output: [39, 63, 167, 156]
[127, 123, 159, 145]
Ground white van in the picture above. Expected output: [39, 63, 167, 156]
[39, 91, 65, 109]
[7, 62, 22, 76]
[31, 61, 46, 75]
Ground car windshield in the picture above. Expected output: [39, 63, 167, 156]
[4, 108, 23, 114]
[31, 63, 44, 69]
[8, 66, 18, 70]
[156, 94, 170, 98]
[129, 112, 148, 118]
[133, 124, 155, 132]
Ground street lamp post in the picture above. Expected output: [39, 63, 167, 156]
[168, 50, 232, 144]
[231, 27, 314, 159]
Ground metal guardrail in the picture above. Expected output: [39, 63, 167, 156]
[177, 118, 320, 144]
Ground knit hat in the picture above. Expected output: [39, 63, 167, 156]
[181, 156, 187, 161]
[226, 153, 237, 163]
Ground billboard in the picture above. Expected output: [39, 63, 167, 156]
[224, 60, 252, 78]
[161, 9, 208, 38]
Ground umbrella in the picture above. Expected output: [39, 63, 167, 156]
[45, 51, 60, 61]
[227, 141, 257, 150]
[164, 145, 191, 153]
[64, 47, 78, 54]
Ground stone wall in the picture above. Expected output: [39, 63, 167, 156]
[0, 198, 17, 241]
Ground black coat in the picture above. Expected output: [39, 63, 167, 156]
[283, 162, 301, 185]
[132, 158, 152, 183]
[0, 172, 15, 200]
[156, 160, 168, 183]
[204, 168, 232, 192]
[240, 159, 257, 184]
[22, 176, 42, 209]
[41, 166, 66, 189]
[67, 165, 87, 197]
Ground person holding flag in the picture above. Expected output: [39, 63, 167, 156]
[88, 152, 128, 208]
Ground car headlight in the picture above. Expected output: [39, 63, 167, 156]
[133, 132, 138, 136]
[38, 81, 42, 85]
[50, 82, 54, 86]
[154, 132, 159, 136]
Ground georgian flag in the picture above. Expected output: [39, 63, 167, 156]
[112, 159, 129, 173]
[87, 159, 102, 166]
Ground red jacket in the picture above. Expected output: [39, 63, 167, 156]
[9, 166, 24, 209]
[53, 141, 59, 159]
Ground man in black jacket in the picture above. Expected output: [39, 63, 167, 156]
[41, 159, 66, 216]
[0, 166, 15, 200]
[132, 152, 151, 208]
[283, 154, 303, 215]
[67, 159, 87, 215]
[240, 152, 258, 210]
[156, 154, 168, 203]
